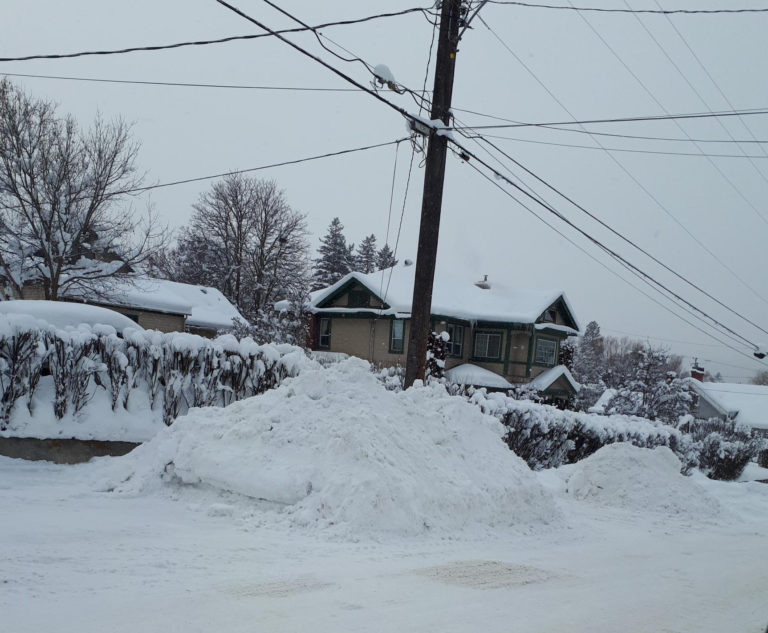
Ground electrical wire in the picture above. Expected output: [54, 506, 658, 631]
[0, 139, 406, 199]
[564, 0, 768, 226]
[485, 1, 768, 15]
[620, 0, 768, 201]
[0, 71, 362, 92]
[468, 133, 768, 159]
[469, 133, 768, 337]
[0, 8, 432, 63]
[452, 107, 768, 130]
[476, 13, 768, 307]
[448, 134, 766, 354]
[653, 0, 768, 164]
[459, 151, 765, 365]
[210, 0, 767, 360]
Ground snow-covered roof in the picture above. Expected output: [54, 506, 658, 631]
[528, 365, 580, 393]
[69, 277, 244, 332]
[588, 388, 617, 414]
[445, 363, 514, 390]
[689, 380, 768, 430]
[0, 300, 142, 335]
[310, 265, 580, 329]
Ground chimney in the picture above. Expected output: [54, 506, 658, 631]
[690, 358, 705, 382]
[475, 274, 491, 290]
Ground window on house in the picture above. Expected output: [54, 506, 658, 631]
[543, 307, 557, 323]
[474, 331, 502, 360]
[534, 338, 557, 366]
[446, 323, 464, 357]
[348, 290, 369, 307]
[318, 317, 331, 349]
[390, 319, 404, 354]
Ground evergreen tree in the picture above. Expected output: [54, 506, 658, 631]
[571, 320, 605, 411]
[355, 234, 378, 273]
[607, 345, 692, 424]
[376, 243, 398, 270]
[312, 217, 354, 290]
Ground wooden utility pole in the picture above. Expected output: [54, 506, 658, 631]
[404, 0, 464, 388]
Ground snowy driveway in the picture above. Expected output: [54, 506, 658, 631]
[2, 456, 767, 633]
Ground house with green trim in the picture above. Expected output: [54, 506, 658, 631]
[301, 263, 581, 400]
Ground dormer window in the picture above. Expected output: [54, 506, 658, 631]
[543, 307, 556, 323]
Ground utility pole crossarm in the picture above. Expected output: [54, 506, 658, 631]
[403, 0, 465, 388]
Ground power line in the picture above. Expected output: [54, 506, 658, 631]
[470, 133, 768, 159]
[452, 107, 768, 130]
[619, 0, 768, 204]
[460, 150, 764, 363]
[0, 7, 431, 63]
[0, 71, 361, 92]
[475, 13, 768, 312]
[471, 133, 768, 338]
[452, 106, 768, 143]
[53, 138, 405, 197]
[208, 0, 766, 360]
[653, 0, 768, 167]
[602, 327, 722, 347]
[12, 71, 767, 149]
[486, 1, 768, 14]
[564, 0, 768, 226]
[449, 134, 766, 354]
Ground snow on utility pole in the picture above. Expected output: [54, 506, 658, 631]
[404, 0, 465, 388]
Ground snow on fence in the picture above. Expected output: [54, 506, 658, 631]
[0, 315, 310, 432]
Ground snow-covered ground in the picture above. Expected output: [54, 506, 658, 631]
[2, 359, 768, 632]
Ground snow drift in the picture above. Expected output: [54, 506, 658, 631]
[565, 444, 721, 518]
[102, 358, 561, 537]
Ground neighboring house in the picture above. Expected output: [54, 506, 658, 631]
[19, 277, 243, 337]
[0, 300, 142, 336]
[688, 379, 768, 439]
[297, 263, 580, 399]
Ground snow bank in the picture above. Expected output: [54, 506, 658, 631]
[103, 358, 561, 538]
[565, 444, 721, 518]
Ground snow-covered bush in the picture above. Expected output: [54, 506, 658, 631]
[0, 318, 46, 428]
[468, 389, 698, 473]
[678, 416, 761, 480]
[0, 318, 311, 431]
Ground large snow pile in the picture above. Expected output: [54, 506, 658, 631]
[565, 444, 721, 518]
[102, 358, 561, 538]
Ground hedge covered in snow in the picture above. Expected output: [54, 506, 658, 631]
[467, 389, 763, 480]
[0, 314, 311, 432]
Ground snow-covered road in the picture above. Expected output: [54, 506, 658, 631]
[3, 456, 767, 633]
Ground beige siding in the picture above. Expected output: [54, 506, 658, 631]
[106, 305, 185, 333]
[326, 316, 409, 367]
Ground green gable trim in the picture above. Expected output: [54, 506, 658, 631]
[535, 297, 578, 331]
[315, 278, 389, 311]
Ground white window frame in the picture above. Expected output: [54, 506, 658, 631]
[446, 323, 464, 357]
[318, 317, 331, 349]
[534, 337, 557, 366]
[473, 331, 502, 360]
[390, 319, 404, 354]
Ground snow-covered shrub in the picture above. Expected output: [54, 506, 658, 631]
[679, 417, 761, 480]
[0, 317, 311, 430]
[425, 331, 448, 381]
[469, 389, 697, 473]
[0, 320, 45, 428]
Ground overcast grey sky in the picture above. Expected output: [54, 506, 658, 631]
[2, 0, 767, 381]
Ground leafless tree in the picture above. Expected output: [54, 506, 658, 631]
[0, 79, 164, 300]
[168, 173, 309, 320]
